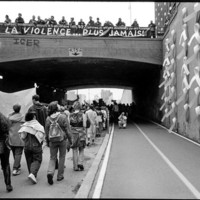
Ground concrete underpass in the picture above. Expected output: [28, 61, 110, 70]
[0, 57, 162, 122]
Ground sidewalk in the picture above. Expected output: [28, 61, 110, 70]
[0, 130, 109, 198]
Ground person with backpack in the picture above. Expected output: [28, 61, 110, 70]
[18, 111, 45, 184]
[45, 101, 72, 185]
[69, 101, 87, 171]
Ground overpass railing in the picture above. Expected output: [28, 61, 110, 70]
[0, 23, 153, 38]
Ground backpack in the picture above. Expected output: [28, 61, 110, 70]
[70, 112, 84, 127]
[48, 114, 64, 142]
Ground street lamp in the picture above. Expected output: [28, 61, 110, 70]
[0, 75, 3, 79]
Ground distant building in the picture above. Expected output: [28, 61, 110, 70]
[120, 89, 133, 105]
[78, 93, 86, 104]
[101, 89, 113, 105]
[155, 2, 178, 36]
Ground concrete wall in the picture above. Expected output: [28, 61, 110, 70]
[160, 3, 200, 142]
[0, 35, 162, 65]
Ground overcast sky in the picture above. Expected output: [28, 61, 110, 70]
[0, 1, 155, 27]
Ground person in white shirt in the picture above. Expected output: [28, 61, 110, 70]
[118, 112, 127, 129]
[85, 105, 97, 146]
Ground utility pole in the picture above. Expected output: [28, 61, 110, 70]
[129, 2, 132, 25]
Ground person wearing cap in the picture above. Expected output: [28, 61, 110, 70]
[95, 17, 101, 27]
[69, 101, 87, 171]
[18, 111, 45, 184]
[116, 18, 126, 27]
[45, 101, 72, 185]
[8, 104, 24, 176]
[86, 16, 95, 27]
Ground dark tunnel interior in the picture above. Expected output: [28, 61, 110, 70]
[0, 57, 162, 121]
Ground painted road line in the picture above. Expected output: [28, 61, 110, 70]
[134, 123, 200, 199]
[92, 124, 114, 199]
[75, 128, 111, 198]
[150, 120, 200, 147]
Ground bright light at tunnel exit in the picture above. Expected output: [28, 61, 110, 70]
[67, 88, 134, 105]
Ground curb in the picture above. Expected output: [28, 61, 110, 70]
[74, 126, 112, 198]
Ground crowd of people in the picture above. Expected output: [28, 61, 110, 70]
[0, 94, 135, 192]
[3, 13, 156, 31]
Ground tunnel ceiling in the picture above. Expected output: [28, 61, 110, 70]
[0, 57, 161, 92]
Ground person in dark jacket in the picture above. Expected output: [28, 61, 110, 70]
[78, 19, 85, 27]
[28, 94, 48, 128]
[131, 19, 139, 28]
[15, 13, 24, 24]
[0, 112, 13, 192]
[116, 18, 126, 27]
[48, 16, 57, 26]
[86, 16, 95, 27]
[29, 15, 37, 26]
[77, 19, 85, 35]
[95, 18, 101, 27]
[18, 111, 45, 184]
[59, 16, 68, 26]
[69, 17, 76, 27]
[103, 20, 114, 27]
[37, 16, 46, 25]
[15, 13, 25, 34]
[8, 104, 24, 176]
[45, 101, 72, 185]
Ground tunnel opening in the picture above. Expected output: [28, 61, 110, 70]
[0, 57, 162, 121]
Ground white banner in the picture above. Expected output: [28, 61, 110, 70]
[0, 87, 36, 117]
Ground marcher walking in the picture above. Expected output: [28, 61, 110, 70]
[18, 112, 45, 184]
[148, 20, 156, 38]
[28, 94, 48, 128]
[0, 112, 13, 192]
[85, 105, 97, 146]
[69, 101, 87, 171]
[45, 101, 72, 185]
[8, 104, 24, 176]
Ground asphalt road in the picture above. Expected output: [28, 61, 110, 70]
[100, 121, 200, 199]
[0, 132, 106, 198]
